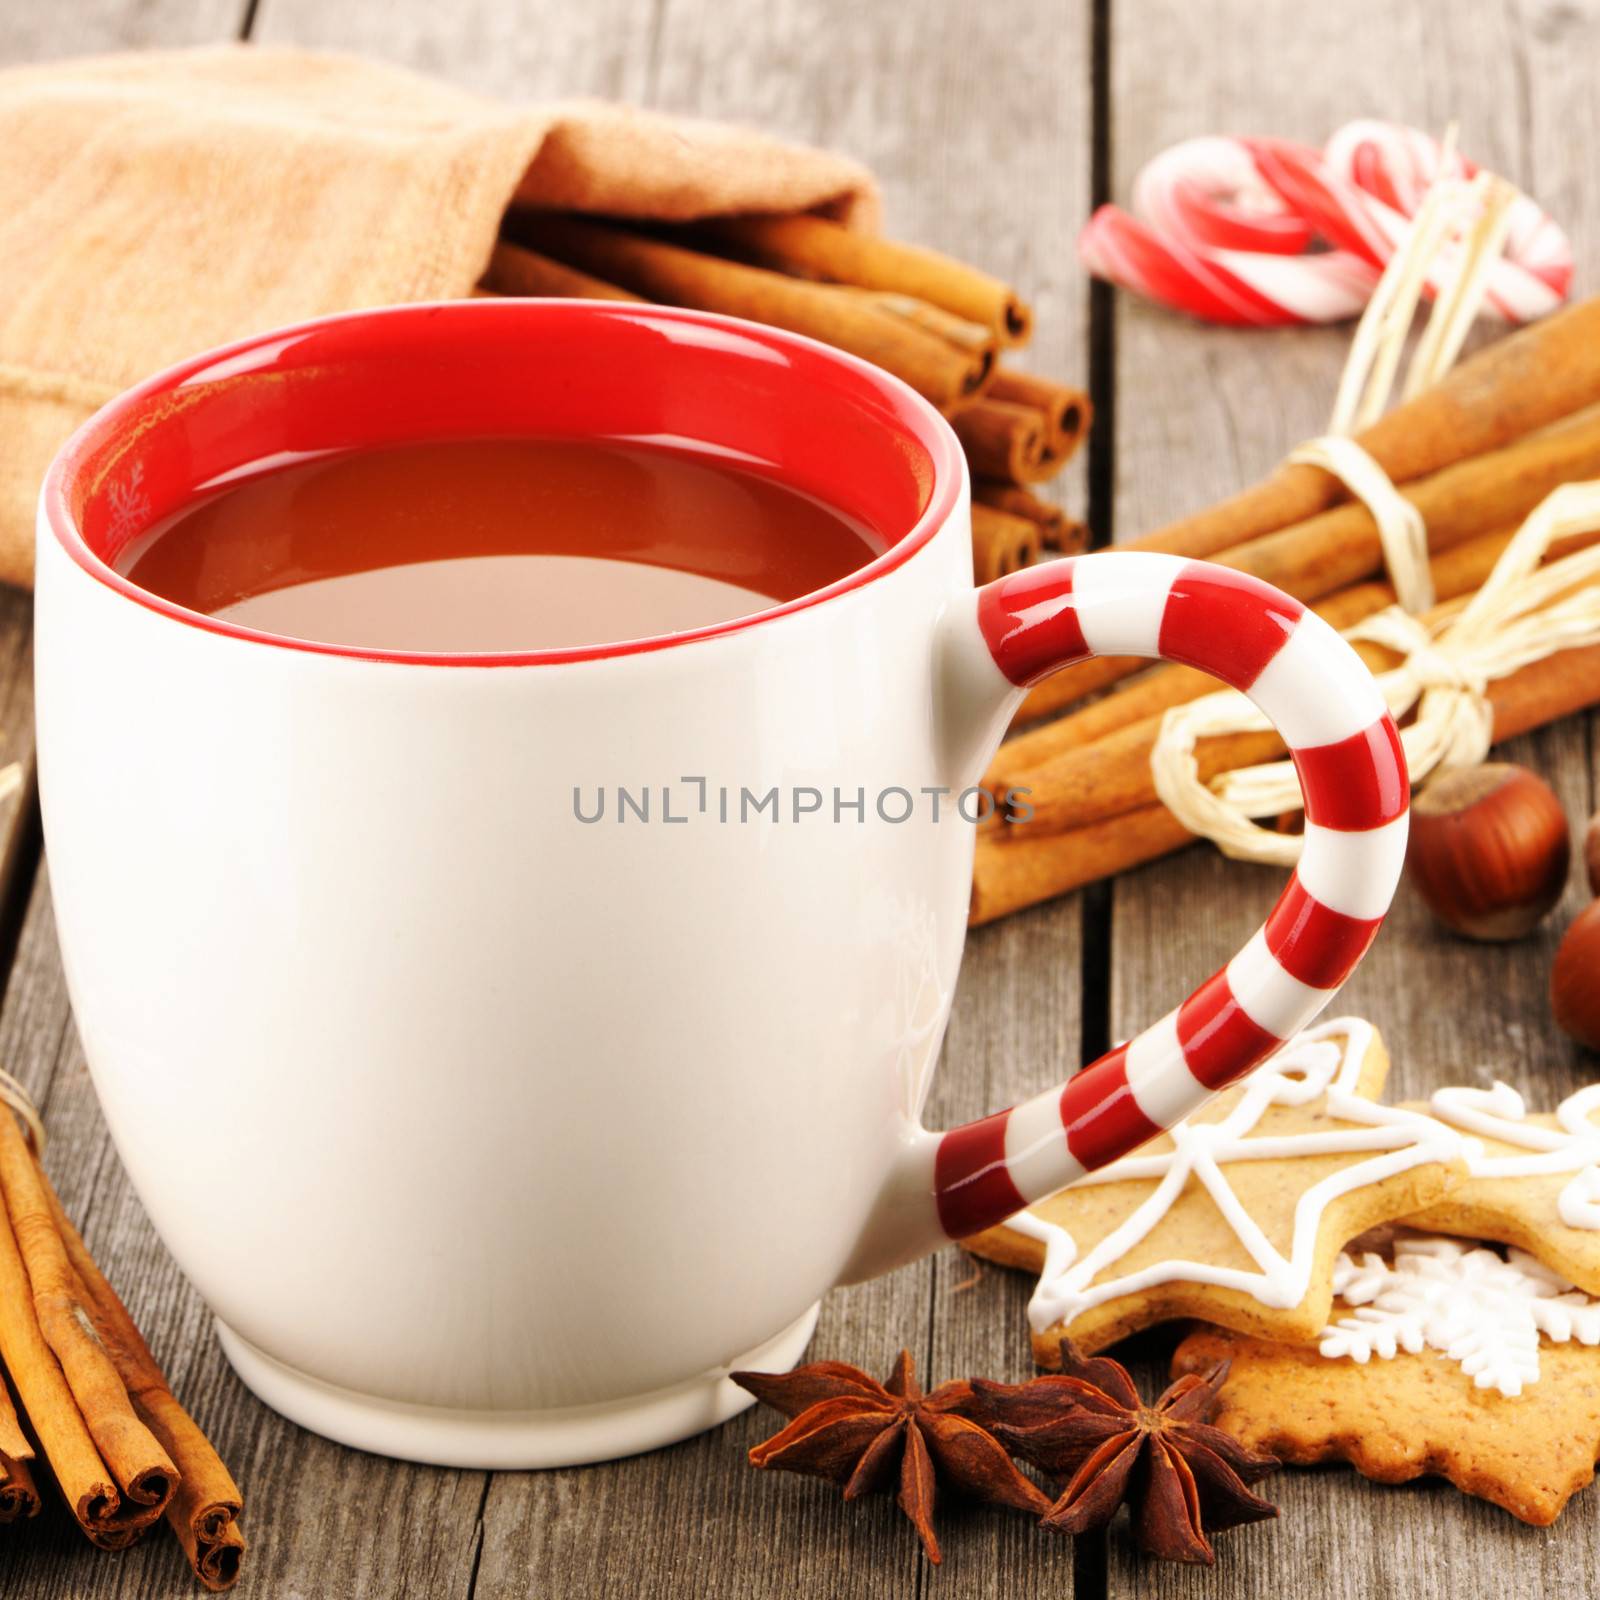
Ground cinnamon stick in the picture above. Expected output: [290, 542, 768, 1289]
[699, 212, 1033, 343]
[987, 370, 1091, 469]
[507, 215, 994, 409]
[1016, 404, 1600, 723]
[972, 804, 1190, 926]
[0, 1112, 176, 1524]
[1007, 711, 1287, 839]
[0, 1368, 38, 1522]
[0, 1449, 39, 1522]
[973, 503, 1042, 583]
[485, 240, 643, 302]
[0, 1184, 117, 1536]
[973, 482, 1086, 553]
[194, 1519, 247, 1588]
[971, 641, 1600, 924]
[852, 290, 996, 355]
[990, 519, 1599, 786]
[0, 1120, 163, 1542]
[952, 400, 1054, 483]
[852, 292, 1000, 420]
[43, 1177, 245, 1590]
[1115, 294, 1600, 562]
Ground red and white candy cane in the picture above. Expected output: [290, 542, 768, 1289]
[868, 553, 1407, 1265]
[1079, 120, 1571, 326]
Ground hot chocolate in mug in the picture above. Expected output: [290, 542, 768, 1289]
[36, 301, 1408, 1468]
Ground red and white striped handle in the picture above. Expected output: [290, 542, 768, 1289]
[928, 552, 1407, 1243]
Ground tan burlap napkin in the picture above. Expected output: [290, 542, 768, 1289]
[0, 44, 879, 589]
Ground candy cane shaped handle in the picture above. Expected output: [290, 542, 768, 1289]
[843, 553, 1408, 1282]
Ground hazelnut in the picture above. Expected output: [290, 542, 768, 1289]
[1553, 902, 1600, 1052]
[1406, 762, 1570, 941]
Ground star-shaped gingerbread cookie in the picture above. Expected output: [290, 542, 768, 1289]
[1173, 1234, 1600, 1525]
[1399, 1081, 1600, 1294]
[962, 1018, 1468, 1361]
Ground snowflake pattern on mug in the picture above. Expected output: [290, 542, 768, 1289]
[104, 460, 151, 550]
[1321, 1234, 1600, 1397]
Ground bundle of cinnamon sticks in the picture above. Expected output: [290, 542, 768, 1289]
[971, 295, 1600, 925]
[483, 211, 1089, 581]
[0, 1106, 244, 1588]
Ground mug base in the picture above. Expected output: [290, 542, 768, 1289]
[214, 1301, 822, 1469]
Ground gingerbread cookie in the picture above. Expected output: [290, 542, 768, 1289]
[1173, 1233, 1600, 1525]
[1399, 1082, 1600, 1294]
[962, 1019, 1469, 1360]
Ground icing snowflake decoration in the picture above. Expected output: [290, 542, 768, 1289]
[1427, 1081, 1600, 1230]
[1008, 1018, 1466, 1334]
[1321, 1234, 1600, 1397]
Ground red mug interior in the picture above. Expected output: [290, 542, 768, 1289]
[42, 300, 965, 666]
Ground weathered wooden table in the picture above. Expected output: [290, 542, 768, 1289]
[4, 1, 1599, 1594]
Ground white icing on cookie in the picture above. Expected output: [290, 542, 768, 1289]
[1427, 1082, 1600, 1230]
[1009, 1018, 1466, 1334]
[1321, 1234, 1600, 1397]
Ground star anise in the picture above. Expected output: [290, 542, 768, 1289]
[731, 1350, 1051, 1562]
[969, 1340, 1278, 1564]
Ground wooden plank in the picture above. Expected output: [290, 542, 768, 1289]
[921, 907, 1085, 1593]
[477, 0, 1092, 1587]
[1101, 0, 1600, 1593]
[231, 0, 1092, 1593]
[0, 0, 247, 62]
[251, 0, 661, 103]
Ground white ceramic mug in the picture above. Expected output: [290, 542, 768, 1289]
[36, 301, 1408, 1468]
